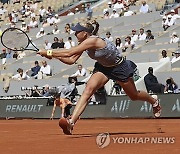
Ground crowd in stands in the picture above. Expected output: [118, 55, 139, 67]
[0, 0, 180, 97]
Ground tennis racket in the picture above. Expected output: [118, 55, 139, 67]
[1, 27, 39, 52]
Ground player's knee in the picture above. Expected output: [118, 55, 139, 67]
[83, 85, 95, 96]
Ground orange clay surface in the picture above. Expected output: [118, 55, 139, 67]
[0, 119, 180, 154]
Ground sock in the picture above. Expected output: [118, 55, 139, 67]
[69, 119, 75, 126]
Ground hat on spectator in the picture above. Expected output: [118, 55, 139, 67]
[171, 9, 175, 13]
[75, 8, 79, 11]
[40, 28, 44, 31]
[22, 22, 26, 25]
[113, 9, 116, 12]
[174, 49, 180, 54]
[108, 2, 112, 5]
[162, 16, 166, 19]
[171, 32, 177, 36]
[146, 29, 151, 33]
[55, 14, 58, 17]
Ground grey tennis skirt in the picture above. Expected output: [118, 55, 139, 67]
[93, 60, 137, 82]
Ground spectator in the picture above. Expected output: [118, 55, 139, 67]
[44, 40, 52, 50]
[47, 6, 54, 16]
[131, 29, 138, 42]
[28, 61, 41, 78]
[71, 64, 88, 77]
[164, 77, 178, 93]
[20, 22, 29, 32]
[163, 15, 175, 31]
[115, 37, 123, 50]
[64, 37, 75, 49]
[29, 17, 38, 28]
[47, 14, 56, 26]
[30, 9, 36, 18]
[162, 16, 167, 31]
[144, 67, 165, 93]
[171, 49, 180, 63]
[67, 10, 74, 16]
[123, 5, 134, 16]
[37, 84, 51, 97]
[170, 32, 179, 44]
[36, 28, 46, 38]
[75, 8, 80, 14]
[103, 1, 112, 14]
[103, 10, 110, 19]
[107, 1, 112, 9]
[42, 19, 49, 27]
[159, 50, 170, 62]
[39, 6, 47, 18]
[12, 68, 30, 81]
[110, 9, 119, 18]
[138, 28, 147, 41]
[13, 51, 18, 59]
[139, 1, 149, 14]
[85, 3, 93, 19]
[1, 48, 7, 59]
[6, 49, 13, 59]
[146, 30, 154, 43]
[38, 60, 51, 79]
[114, 0, 124, 9]
[64, 23, 74, 34]
[17, 51, 26, 59]
[24, 7, 31, 17]
[1, 48, 7, 65]
[51, 37, 61, 49]
[54, 14, 60, 24]
[0, 6, 7, 15]
[122, 36, 136, 52]
[59, 38, 65, 48]
[80, 4, 86, 13]
[169, 9, 180, 25]
[52, 24, 60, 34]
[105, 31, 113, 42]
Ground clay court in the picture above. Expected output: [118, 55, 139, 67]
[0, 119, 179, 154]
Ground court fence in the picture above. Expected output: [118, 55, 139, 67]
[0, 94, 180, 119]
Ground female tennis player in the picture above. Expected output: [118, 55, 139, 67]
[37, 22, 161, 135]
[50, 93, 73, 120]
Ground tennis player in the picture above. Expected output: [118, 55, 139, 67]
[50, 93, 73, 120]
[37, 22, 161, 135]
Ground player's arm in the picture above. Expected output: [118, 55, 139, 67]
[37, 38, 98, 65]
[50, 101, 57, 120]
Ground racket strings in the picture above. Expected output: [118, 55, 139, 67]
[2, 29, 29, 50]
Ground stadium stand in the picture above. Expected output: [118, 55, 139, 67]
[0, 0, 180, 97]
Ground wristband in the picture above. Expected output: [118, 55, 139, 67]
[47, 50, 52, 56]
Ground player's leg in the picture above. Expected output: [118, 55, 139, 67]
[71, 72, 109, 124]
[59, 72, 109, 135]
[117, 78, 161, 117]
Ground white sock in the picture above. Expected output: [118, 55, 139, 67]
[69, 119, 75, 126]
